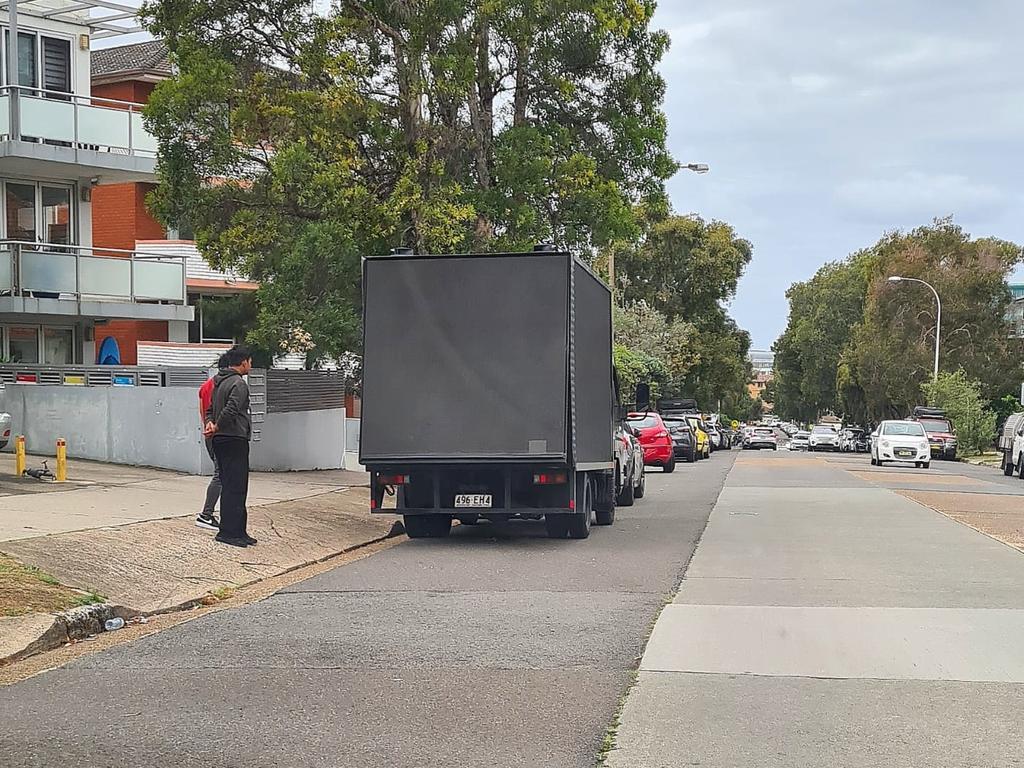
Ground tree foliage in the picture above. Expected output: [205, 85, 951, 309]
[613, 301, 698, 401]
[773, 219, 1023, 424]
[142, 0, 676, 356]
[921, 370, 996, 455]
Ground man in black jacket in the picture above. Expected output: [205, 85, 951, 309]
[204, 346, 257, 547]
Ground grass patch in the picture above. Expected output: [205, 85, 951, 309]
[0, 553, 104, 617]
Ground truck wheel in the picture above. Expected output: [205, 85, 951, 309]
[595, 505, 616, 525]
[663, 457, 676, 474]
[1005, 452, 1015, 476]
[403, 515, 452, 539]
[633, 468, 646, 499]
[616, 472, 635, 507]
[567, 474, 592, 539]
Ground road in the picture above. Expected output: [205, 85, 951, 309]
[608, 447, 1024, 767]
[1, 453, 734, 767]
[5, 446, 1024, 767]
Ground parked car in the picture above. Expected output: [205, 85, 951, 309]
[871, 420, 931, 468]
[0, 410, 9, 451]
[744, 426, 778, 450]
[1000, 412, 1024, 476]
[662, 415, 698, 463]
[911, 406, 958, 461]
[839, 427, 870, 453]
[685, 415, 712, 459]
[789, 430, 810, 450]
[808, 424, 840, 452]
[614, 423, 645, 506]
[626, 412, 676, 473]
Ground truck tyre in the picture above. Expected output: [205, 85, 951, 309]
[633, 468, 646, 499]
[567, 474, 592, 539]
[663, 457, 676, 474]
[1005, 451, 1015, 476]
[404, 515, 452, 539]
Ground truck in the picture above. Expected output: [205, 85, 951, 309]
[359, 246, 622, 540]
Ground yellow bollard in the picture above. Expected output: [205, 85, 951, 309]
[55, 438, 67, 482]
[15, 435, 26, 477]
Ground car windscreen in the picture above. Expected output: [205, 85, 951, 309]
[795, 432, 810, 438]
[811, 426, 835, 434]
[663, 419, 691, 432]
[918, 418, 952, 434]
[627, 415, 660, 429]
[883, 422, 926, 437]
[754, 428, 774, 435]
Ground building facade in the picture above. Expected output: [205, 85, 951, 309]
[89, 39, 257, 365]
[1, 1, 191, 365]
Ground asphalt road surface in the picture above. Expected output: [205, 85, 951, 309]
[1, 453, 735, 768]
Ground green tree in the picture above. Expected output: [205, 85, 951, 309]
[615, 213, 752, 321]
[142, 0, 676, 355]
[921, 370, 997, 455]
[771, 252, 874, 423]
[613, 301, 698, 400]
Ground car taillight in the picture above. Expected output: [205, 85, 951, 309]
[377, 474, 410, 485]
[655, 430, 670, 438]
[534, 472, 568, 485]
[1, 429, 8, 438]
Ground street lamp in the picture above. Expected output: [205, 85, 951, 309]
[888, 276, 941, 381]
[607, 163, 710, 296]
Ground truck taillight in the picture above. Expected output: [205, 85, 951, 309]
[533, 472, 568, 485]
[378, 474, 410, 485]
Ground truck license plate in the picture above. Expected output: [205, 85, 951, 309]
[455, 494, 492, 508]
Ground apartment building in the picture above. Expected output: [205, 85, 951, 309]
[90, 38, 257, 365]
[0, 0, 192, 365]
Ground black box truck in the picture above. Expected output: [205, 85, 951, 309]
[360, 246, 620, 539]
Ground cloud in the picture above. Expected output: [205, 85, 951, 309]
[651, 0, 1024, 347]
[834, 172, 1004, 221]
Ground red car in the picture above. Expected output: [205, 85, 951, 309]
[626, 412, 676, 473]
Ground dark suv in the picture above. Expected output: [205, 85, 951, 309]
[662, 415, 697, 463]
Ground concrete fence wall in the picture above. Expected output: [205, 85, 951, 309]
[1, 385, 345, 475]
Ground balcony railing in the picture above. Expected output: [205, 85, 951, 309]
[0, 241, 186, 304]
[0, 86, 158, 157]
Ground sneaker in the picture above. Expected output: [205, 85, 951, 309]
[214, 533, 249, 548]
[241, 534, 258, 545]
[196, 514, 220, 531]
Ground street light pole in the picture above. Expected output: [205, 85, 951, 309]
[888, 276, 942, 381]
[608, 163, 710, 295]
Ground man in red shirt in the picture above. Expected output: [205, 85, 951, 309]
[196, 356, 225, 531]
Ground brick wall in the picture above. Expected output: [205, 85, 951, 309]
[96, 320, 170, 365]
[90, 79, 171, 362]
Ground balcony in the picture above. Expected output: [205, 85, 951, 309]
[0, 240, 193, 322]
[0, 86, 157, 182]
[137, 240, 259, 294]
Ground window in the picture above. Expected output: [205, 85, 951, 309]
[1, 180, 75, 243]
[627, 415, 660, 429]
[2, 29, 71, 93]
[5, 182, 35, 241]
[882, 422, 926, 437]
[43, 327, 73, 364]
[8, 326, 38, 363]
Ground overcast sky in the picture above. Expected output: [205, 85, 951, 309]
[651, 0, 1024, 349]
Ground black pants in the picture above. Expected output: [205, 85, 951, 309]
[213, 436, 249, 538]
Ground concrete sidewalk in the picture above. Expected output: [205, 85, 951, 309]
[607, 451, 1024, 767]
[0, 458, 396, 664]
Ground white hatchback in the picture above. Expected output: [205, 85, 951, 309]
[871, 420, 931, 468]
